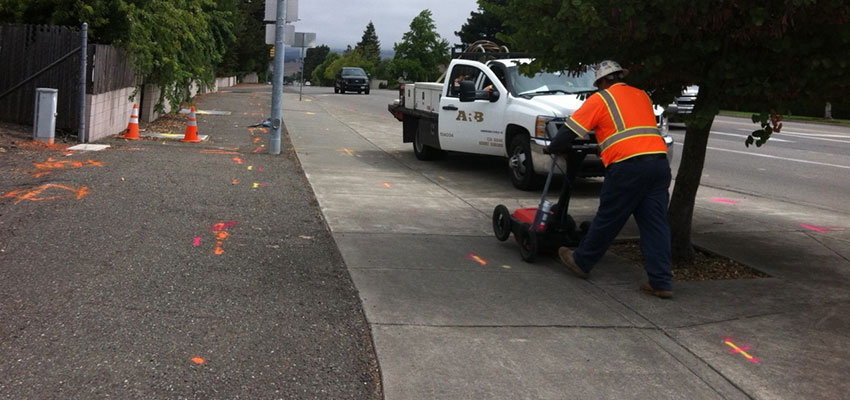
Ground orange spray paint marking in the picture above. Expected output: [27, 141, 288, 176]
[465, 253, 487, 266]
[724, 338, 759, 363]
[210, 222, 237, 255]
[231, 157, 244, 164]
[252, 146, 263, 153]
[382, 182, 392, 188]
[252, 136, 261, 143]
[339, 148, 355, 156]
[231, 179, 238, 185]
[2, 184, 89, 204]
[32, 158, 103, 177]
[191, 357, 205, 365]
[211, 221, 238, 231]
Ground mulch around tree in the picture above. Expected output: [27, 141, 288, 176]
[608, 240, 770, 281]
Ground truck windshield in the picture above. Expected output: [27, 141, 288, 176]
[342, 68, 367, 77]
[508, 67, 596, 97]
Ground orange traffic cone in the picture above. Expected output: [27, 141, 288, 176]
[120, 104, 140, 140]
[180, 106, 201, 143]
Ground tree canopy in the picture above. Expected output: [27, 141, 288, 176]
[303, 45, 331, 84]
[355, 21, 381, 65]
[393, 9, 449, 82]
[455, 0, 509, 47]
[496, 0, 850, 263]
[0, 0, 275, 109]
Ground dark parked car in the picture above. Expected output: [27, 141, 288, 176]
[334, 67, 370, 94]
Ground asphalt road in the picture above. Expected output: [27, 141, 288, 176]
[292, 85, 850, 215]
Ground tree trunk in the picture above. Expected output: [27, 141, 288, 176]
[667, 85, 719, 265]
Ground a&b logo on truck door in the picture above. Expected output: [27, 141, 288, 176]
[456, 110, 484, 122]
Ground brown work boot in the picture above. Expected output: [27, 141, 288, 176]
[558, 247, 588, 279]
[640, 283, 673, 299]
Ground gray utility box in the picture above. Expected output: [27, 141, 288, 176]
[33, 88, 58, 144]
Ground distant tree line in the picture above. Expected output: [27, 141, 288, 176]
[308, 10, 450, 87]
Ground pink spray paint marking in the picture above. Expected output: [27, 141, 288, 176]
[257, 166, 263, 171]
[724, 338, 760, 364]
[710, 197, 739, 205]
[799, 223, 831, 233]
[192, 237, 201, 246]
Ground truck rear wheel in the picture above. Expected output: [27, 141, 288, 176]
[509, 135, 539, 190]
[413, 128, 441, 161]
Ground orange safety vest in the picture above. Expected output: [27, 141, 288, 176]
[563, 83, 667, 166]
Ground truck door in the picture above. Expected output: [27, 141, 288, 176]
[438, 62, 507, 156]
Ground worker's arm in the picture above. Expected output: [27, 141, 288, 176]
[546, 125, 579, 155]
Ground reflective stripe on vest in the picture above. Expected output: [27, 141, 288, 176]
[564, 117, 590, 138]
[596, 90, 626, 132]
[596, 88, 661, 154]
[599, 126, 661, 153]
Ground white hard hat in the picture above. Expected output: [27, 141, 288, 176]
[594, 60, 629, 85]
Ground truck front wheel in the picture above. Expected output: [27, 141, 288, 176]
[508, 135, 539, 190]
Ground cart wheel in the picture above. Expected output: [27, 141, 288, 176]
[492, 205, 512, 241]
[519, 229, 538, 262]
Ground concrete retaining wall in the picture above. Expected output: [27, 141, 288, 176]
[214, 77, 237, 90]
[139, 76, 236, 123]
[243, 73, 259, 84]
[84, 87, 135, 142]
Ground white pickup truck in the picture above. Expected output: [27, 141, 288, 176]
[388, 57, 673, 190]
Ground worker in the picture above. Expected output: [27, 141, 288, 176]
[547, 60, 673, 299]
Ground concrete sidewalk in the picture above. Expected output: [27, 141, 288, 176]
[283, 91, 850, 399]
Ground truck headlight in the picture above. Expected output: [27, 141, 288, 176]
[535, 115, 555, 139]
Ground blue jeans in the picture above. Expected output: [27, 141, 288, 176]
[573, 158, 673, 291]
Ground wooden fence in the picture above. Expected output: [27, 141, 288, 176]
[0, 24, 135, 132]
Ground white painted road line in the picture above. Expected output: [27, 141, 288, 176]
[674, 142, 850, 170]
[712, 131, 795, 143]
[775, 131, 850, 144]
[716, 117, 850, 136]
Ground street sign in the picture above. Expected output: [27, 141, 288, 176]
[265, 24, 295, 45]
[264, 0, 298, 23]
[293, 32, 316, 48]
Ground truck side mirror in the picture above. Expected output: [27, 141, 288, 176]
[459, 80, 476, 102]
[488, 89, 500, 103]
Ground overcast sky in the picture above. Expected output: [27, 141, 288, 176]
[291, 0, 481, 52]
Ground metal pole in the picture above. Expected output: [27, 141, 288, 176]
[299, 46, 304, 101]
[78, 23, 88, 143]
[269, 0, 286, 155]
